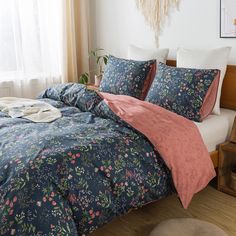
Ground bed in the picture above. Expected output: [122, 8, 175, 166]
[0, 82, 215, 236]
[0, 60, 235, 235]
[166, 60, 236, 168]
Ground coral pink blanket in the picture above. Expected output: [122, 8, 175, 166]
[99, 92, 216, 209]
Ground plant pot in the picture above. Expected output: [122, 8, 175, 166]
[95, 75, 102, 87]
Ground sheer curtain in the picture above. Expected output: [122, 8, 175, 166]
[0, 0, 90, 98]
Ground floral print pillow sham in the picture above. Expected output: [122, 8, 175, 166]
[99, 55, 156, 100]
[145, 63, 220, 122]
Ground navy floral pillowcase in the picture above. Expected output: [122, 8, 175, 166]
[145, 63, 220, 122]
[99, 55, 156, 100]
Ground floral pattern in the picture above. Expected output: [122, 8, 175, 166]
[99, 55, 156, 99]
[0, 84, 173, 236]
[145, 63, 219, 122]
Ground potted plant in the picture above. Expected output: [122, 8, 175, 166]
[90, 48, 108, 86]
[79, 48, 108, 88]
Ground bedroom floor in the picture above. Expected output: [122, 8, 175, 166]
[91, 186, 236, 236]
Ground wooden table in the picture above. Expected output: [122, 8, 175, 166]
[218, 142, 236, 197]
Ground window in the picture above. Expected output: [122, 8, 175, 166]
[0, 0, 63, 80]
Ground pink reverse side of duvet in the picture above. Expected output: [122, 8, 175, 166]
[98, 92, 216, 209]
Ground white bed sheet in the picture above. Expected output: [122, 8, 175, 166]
[195, 108, 236, 152]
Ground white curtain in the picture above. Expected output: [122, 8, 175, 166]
[0, 0, 63, 98]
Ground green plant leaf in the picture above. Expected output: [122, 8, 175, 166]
[89, 50, 96, 57]
[95, 48, 105, 52]
[96, 56, 103, 64]
[103, 57, 108, 65]
[79, 73, 89, 84]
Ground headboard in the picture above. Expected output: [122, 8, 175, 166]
[166, 60, 236, 111]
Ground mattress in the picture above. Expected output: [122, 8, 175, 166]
[195, 108, 236, 152]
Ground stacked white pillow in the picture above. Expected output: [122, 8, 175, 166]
[177, 47, 231, 115]
[128, 45, 169, 64]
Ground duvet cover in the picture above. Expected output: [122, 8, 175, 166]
[0, 84, 173, 236]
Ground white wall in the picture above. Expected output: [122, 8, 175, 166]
[91, 0, 236, 65]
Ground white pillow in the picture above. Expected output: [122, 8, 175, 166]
[128, 45, 169, 64]
[177, 47, 231, 115]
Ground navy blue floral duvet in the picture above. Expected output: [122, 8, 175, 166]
[0, 84, 173, 236]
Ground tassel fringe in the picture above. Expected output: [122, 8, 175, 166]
[136, 0, 179, 47]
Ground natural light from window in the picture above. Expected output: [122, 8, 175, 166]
[0, 0, 63, 81]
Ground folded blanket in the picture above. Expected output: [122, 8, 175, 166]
[0, 97, 61, 122]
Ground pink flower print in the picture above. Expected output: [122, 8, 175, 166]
[10, 202, 14, 208]
[13, 196, 17, 203]
[88, 220, 93, 225]
[51, 192, 55, 197]
[72, 155, 76, 159]
[68, 152, 72, 156]
[100, 166, 104, 171]
[95, 211, 100, 216]
[109, 166, 112, 170]
[106, 173, 111, 178]
[91, 214, 95, 219]
[9, 210, 14, 215]
[42, 149, 50, 153]
[126, 170, 133, 178]
[52, 201, 57, 206]
[76, 153, 81, 158]
[48, 197, 53, 202]
[6, 199, 10, 205]
[89, 209, 93, 215]
[43, 197, 47, 202]
[71, 160, 76, 164]
[69, 194, 77, 204]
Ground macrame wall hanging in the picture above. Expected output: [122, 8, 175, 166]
[136, 0, 179, 47]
